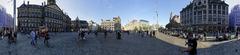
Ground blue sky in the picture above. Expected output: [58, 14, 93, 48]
[56, 0, 191, 26]
[1, 0, 240, 26]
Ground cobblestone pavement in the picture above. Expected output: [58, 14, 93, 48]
[0, 32, 185, 55]
[0, 32, 240, 55]
[156, 32, 240, 55]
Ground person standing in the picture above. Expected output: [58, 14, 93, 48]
[30, 30, 37, 47]
[0, 31, 3, 40]
[153, 31, 156, 37]
[43, 31, 50, 47]
[95, 31, 98, 37]
[80, 31, 86, 40]
[104, 31, 107, 39]
[184, 32, 198, 55]
[6, 29, 14, 44]
[117, 31, 122, 40]
[236, 31, 239, 39]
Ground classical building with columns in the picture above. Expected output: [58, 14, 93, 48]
[17, 0, 71, 32]
[180, 0, 229, 32]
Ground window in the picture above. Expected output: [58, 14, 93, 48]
[213, 10, 216, 14]
[218, 5, 221, 9]
[218, 11, 221, 14]
[194, 12, 197, 15]
[198, 11, 202, 15]
[209, 10, 212, 14]
[213, 5, 217, 9]
[203, 10, 206, 14]
[222, 6, 225, 10]
[208, 5, 212, 9]
[222, 11, 225, 15]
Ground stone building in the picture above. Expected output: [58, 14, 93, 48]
[17, 0, 71, 32]
[180, 0, 229, 32]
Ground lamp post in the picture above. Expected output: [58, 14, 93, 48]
[13, 0, 16, 32]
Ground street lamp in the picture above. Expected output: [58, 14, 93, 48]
[13, 0, 16, 32]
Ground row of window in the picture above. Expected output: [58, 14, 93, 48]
[182, 10, 227, 16]
[18, 11, 42, 17]
[182, 19, 227, 24]
[44, 12, 68, 20]
[19, 23, 40, 27]
[18, 18, 41, 23]
[19, 28, 65, 32]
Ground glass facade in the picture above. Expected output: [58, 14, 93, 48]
[229, 4, 240, 30]
[0, 5, 13, 28]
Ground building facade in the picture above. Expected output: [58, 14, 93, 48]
[124, 19, 150, 31]
[180, 0, 229, 32]
[0, 5, 14, 30]
[101, 16, 121, 31]
[17, 0, 71, 32]
[71, 17, 89, 32]
[229, 4, 240, 31]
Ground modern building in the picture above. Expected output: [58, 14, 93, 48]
[70, 17, 89, 32]
[0, 5, 14, 30]
[100, 16, 121, 31]
[180, 0, 229, 32]
[229, 4, 240, 31]
[17, 0, 71, 32]
[124, 19, 151, 31]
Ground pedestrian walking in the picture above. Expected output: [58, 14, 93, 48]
[117, 31, 122, 40]
[80, 31, 86, 40]
[13, 31, 17, 43]
[43, 32, 50, 47]
[141, 31, 144, 37]
[6, 29, 15, 44]
[104, 31, 107, 38]
[153, 31, 156, 37]
[30, 30, 37, 47]
[150, 31, 153, 37]
[236, 31, 239, 39]
[183, 32, 198, 55]
[95, 31, 98, 37]
[0, 31, 3, 40]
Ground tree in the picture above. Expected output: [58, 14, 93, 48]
[165, 21, 181, 29]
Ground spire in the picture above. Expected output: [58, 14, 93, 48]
[23, 0, 25, 4]
[170, 12, 173, 22]
[27, 1, 29, 5]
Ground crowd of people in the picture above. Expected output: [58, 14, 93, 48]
[29, 26, 50, 48]
[77, 30, 123, 40]
[137, 31, 156, 38]
[1, 28, 159, 49]
[0, 28, 17, 44]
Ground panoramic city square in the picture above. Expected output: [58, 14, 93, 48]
[0, 32, 240, 55]
[1, 0, 240, 55]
